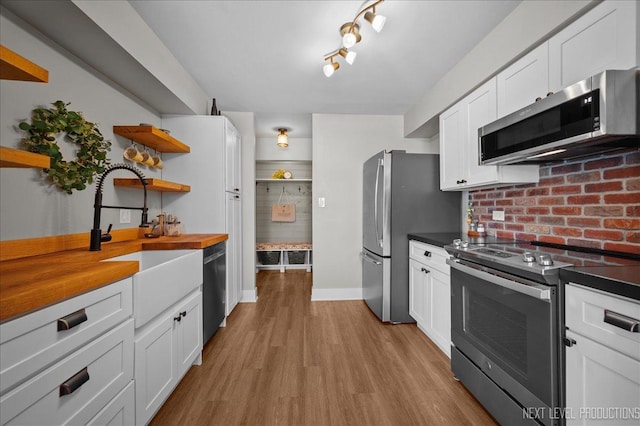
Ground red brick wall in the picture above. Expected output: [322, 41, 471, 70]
[469, 150, 640, 255]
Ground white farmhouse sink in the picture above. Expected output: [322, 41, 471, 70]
[103, 250, 203, 328]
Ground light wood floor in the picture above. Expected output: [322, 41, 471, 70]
[150, 270, 497, 425]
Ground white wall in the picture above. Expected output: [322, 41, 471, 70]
[255, 137, 311, 161]
[0, 8, 162, 240]
[311, 114, 438, 300]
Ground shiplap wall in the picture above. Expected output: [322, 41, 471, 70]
[255, 161, 312, 243]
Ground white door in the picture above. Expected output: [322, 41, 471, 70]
[464, 78, 498, 187]
[497, 43, 550, 118]
[565, 329, 640, 426]
[226, 193, 242, 315]
[549, 0, 638, 92]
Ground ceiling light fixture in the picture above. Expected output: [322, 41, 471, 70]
[277, 128, 289, 148]
[322, 0, 386, 77]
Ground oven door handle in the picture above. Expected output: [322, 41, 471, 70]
[446, 258, 551, 301]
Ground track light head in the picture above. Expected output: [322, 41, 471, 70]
[339, 48, 357, 65]
[323, 58, 339, 77]
[340, 22, 361, 48]
[364, 8, 386, 32]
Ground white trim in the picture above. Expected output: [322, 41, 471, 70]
[240, 288, 257, 303]
[311, 287, 363, 301]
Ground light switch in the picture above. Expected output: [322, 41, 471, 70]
[318, 197, 326, 208]
[492, 210, 505, 221]
[120, 209, 131, 224]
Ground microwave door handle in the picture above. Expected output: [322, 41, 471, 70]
[446, 258, 551, 301]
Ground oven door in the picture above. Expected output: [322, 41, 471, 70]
[448, 258, 558, 411]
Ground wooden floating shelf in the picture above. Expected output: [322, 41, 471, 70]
[0, 45, 49, 82]
[0, 146, 50, 168]
[113, 178, 190, 193]
[113, 125, 190, 153]
[256, 178, 312, 183]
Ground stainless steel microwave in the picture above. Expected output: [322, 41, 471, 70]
[479, 69, 640, 165]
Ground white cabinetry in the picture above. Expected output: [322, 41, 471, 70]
[497, 43, 550, 118]
[0, 278, 134, 426]
[549, 0, 638, 93]
[162, 115, 243, 316]
[439, 78, 539, 191]
[134, 290, 202, 426]
[408, 241, 452, 357]
[564, 283, 640, 426]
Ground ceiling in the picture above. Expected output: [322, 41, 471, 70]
[129, 0, 521, 138]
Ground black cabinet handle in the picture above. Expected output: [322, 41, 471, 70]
[59, 367, 89, 396]
[174, 315, 182, 322]
[421, 267, 430, 274]
[604, 310, 639, 332]
[424, 251, 431, 257]
[57, 309, 88, 331]
[181, 311, 187, 317]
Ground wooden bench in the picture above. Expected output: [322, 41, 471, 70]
[256, 242, 312, 273]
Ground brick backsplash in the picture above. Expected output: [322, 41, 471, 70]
[469, 150, 640, 255]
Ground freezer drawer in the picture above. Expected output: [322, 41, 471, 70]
[361, 250, 390, 322]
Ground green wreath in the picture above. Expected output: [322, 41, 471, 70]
[19, 100, 111, 194]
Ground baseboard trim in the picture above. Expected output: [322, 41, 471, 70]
[240, 289, 257, 303]
[311, 287, 363, 301]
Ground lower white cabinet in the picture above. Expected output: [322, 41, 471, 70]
[565, 283, 640, 426]
[0, 319, 134, 425]
[87, 381, 135, 426]
[408, 241, 452, 357]
[134, 290, 202, 425]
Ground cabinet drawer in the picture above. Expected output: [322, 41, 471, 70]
[565, 283, 640, 360]
[86, 381, 134, 426]
[409, 241, 449, 272]
[0, 319, 134, 426]
[0, 278, 132, 394]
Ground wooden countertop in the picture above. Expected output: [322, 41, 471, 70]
[0, 234, 227, 323]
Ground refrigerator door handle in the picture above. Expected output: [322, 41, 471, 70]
[360, 252, 382, 265]
[374, 158, 383, 248]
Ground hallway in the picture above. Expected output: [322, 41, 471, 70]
[150, 270, 496, 425]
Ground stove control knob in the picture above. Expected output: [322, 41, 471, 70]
[461, 240, 469, 248]
[538, 254, 553, 266]
[453, 239, 462, 247]
[522, 252, 536, 263]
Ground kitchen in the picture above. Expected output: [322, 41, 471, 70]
[1, 1, 639, 425]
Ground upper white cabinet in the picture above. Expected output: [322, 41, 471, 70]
[440, 78, 539, 191]
[224, 121, 241, 193]
[497, 43, 550, 118]
[549, 0, 638, 93]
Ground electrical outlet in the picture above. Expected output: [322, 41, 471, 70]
[492, 210, 505, 221]
[120, 209, 131, 224]
[318, 197, 326, 208]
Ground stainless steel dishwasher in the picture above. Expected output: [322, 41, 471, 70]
[203, 241, 226, 345]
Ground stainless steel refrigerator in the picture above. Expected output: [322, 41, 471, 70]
[361, 150, 461, 323]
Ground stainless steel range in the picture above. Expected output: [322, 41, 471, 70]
[445, 239, 636, 426]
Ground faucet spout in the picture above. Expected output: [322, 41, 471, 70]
[90, 163, 148, 251]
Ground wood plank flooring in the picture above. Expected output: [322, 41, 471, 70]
[150, 270, 497, 425]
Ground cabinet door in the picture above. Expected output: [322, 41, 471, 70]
[549, 0, 638, 92]
[409, 259, 428, 327]
[426, 266, 451, 358]
[134, 315, 176, 426]
[497, 43, 550, 118]
[464, 78, 499, 187]
[224, 120, 241, 193]
[439, 103, 466, 190]
[226, 194, 242, 315]
[565, 330, 640, 426]
[176, 292, 203, 377]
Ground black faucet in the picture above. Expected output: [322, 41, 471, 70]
[90, 163, 149, 251]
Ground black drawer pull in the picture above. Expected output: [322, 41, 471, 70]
[59, 367, 89, 396]
[57, 309, 88, 331]
[604, 310, 639, 332]
[424, 250, 431, 257]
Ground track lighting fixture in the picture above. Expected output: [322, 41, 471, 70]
[277, 128, 289, 148]
[322, 0, 386, 77]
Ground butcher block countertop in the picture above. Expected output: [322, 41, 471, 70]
[0, 233, 227, 323]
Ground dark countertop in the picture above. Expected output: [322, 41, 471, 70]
[560, 266, 640, 301]
[407, 232, 513, 248]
